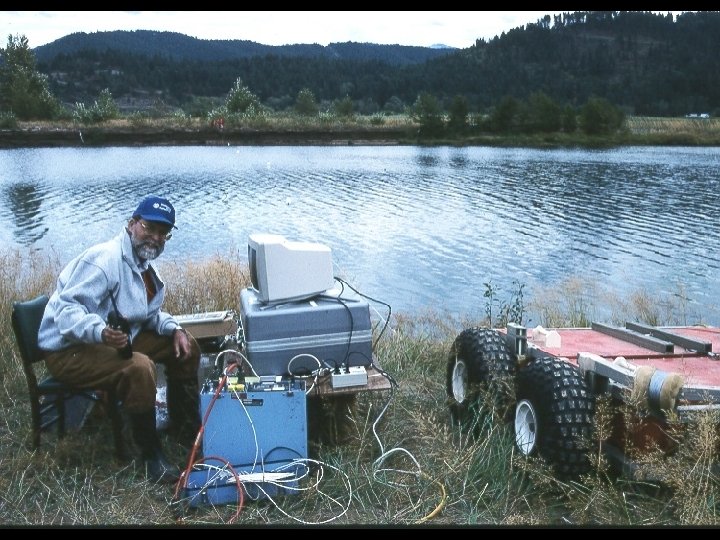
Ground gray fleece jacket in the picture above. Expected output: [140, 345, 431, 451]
[38, 227, 181, 351]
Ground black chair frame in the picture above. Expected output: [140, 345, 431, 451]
[12, 294, 126, 460]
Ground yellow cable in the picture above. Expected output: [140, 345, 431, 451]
[414, 472, 447, 524]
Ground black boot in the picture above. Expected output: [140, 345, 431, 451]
[129, 410, 180, 484]
[166, 377, 201, 448]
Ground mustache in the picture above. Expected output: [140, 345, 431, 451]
[133, 239, 164, 260]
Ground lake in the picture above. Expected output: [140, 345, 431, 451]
[1, 144, 719, 325]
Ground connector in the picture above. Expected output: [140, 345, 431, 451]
[331, 366, 368, 389]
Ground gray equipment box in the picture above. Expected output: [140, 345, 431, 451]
[240, 288, 373, 376]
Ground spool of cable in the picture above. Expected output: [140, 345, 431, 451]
[647, 369, 668, 415]
[631, 365, 655, 405]
[649, 369, 684, 414]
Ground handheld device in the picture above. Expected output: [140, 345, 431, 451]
[108, 290, 133, 359]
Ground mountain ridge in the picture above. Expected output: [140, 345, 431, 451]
[33, 30, 458, 65]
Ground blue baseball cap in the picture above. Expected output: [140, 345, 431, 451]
[133, 196, 177, 229]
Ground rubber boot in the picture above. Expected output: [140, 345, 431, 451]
[166, 377, 201, 449]
[129, 410, 180, 484]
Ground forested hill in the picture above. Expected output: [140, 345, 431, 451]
[31, 11, 720, 117]
[33, 30, 456, 65]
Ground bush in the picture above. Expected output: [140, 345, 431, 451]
[369, 113, 386, 126]
[0, 111, 17, 128]
[72, 89, 120, 124]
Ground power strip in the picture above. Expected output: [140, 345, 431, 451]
[331, 366, 368, 389]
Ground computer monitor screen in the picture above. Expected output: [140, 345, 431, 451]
[247, 233, 335, 303]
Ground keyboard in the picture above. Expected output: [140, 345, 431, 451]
[175, 311, 231, 325]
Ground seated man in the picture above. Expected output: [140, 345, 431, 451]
[38, 195, 201, 484]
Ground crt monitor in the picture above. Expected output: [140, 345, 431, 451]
[247, 233, 335, 303]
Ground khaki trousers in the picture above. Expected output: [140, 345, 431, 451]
[44, 331, 200, 413]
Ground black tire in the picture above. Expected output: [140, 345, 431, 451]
[515, 356, 596, 477]
[446, 327, 516, 426]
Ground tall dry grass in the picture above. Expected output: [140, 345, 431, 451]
[624, 116, 720, 145]
[527, 275, 711, 328]
[1, 248, 720, 525]
[16, 114, 418, 134]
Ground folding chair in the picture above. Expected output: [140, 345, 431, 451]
[12, 294, 126, 460]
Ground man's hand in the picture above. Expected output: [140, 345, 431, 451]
[102, 326, 130, 351]
[173, 328, 191, 361]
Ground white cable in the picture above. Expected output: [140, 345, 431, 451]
[285, 353, 327, 394]
[370, 376, 394, 458]
[369, 374, 425, 493]
[243, 458, 353, 525]
[287, 352, 322, 376]
[216, 348, 259, 378]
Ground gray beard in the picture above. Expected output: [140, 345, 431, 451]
[131, 235, 164, 260]
[136, 244, 163, 260]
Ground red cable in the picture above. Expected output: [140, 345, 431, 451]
[172, 363, 247, 523]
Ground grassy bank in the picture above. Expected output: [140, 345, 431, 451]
[3, 115, 720, 148]
[1, 250, 720, 526]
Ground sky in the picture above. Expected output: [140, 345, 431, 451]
[2, 11, 590, 50]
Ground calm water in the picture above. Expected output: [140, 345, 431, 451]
[1, 145, 719, 325]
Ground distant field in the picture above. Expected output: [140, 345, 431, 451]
[627, 115, 720, 135]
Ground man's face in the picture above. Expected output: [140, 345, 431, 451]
[130, 219, 170, 260]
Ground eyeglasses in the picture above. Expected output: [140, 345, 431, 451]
[138, 220, 172, 241]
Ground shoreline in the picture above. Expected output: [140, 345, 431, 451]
[0, 126, 411, 148]
[3, 118, 720, 148]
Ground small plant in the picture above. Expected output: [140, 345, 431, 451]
[483, 281, 499, 326]
[72, 89, 120, 124]
[225, 77, 263, 116]
[0, 110, 17, 128]
[127, 110, 150, 127]
[71, 102, 92, 124]
[369, 113, 386, 126]
[483, 280, 526, 327]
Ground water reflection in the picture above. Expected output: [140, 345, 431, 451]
[415, 153, 440, 167]
[5, 183, 48, 246]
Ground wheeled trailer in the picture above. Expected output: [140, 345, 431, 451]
[446, 322, 720, 477]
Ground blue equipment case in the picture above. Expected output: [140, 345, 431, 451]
[240, 287, 373, 376]
[184, 378, 308, 507]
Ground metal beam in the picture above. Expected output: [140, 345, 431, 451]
[591, 322, 674, 353]
[625, 322, 712, 353]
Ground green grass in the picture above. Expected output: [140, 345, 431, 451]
[1, 249, 720, 525]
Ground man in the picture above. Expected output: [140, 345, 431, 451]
[38, 195, 201, 484]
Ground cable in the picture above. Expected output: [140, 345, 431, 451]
[286, 353, 327, 394]
[214, 347, 259, 378]
[287, 352, 322, 377]
[173, 456, 246, 524]
[367, 370, 444, 523]
[372, 444, 447, 524]
[245, 457, 353, 525]
[171, 366, 233, 521]
[334, 276, 392, 348]
[371, 359, 399, 390]
[414, 472, 447, 524]
[172, 359, 252, 518]
[317, 282, 357, 370]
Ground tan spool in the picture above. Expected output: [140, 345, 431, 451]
[631, 365, 655, 407]
[656, 372, 684, 412]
